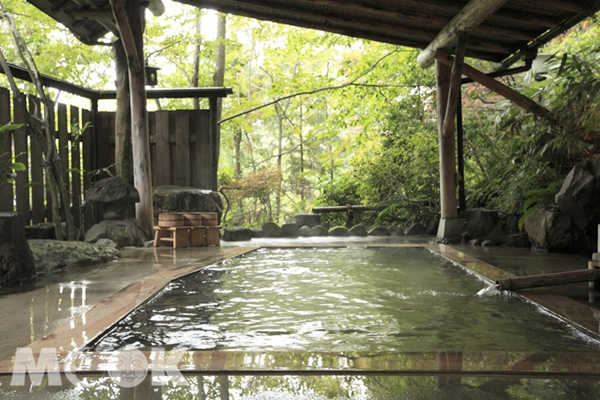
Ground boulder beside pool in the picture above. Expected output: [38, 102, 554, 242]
[153, 185, 223, 224]
[222, 227, 253, 241]
[262, 221, 283, 238]
[29, 240, 120, 273]
[329, 226, 350, 237]
[282, 223, 299, 238]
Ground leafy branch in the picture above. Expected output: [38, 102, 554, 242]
[219, 48, 401, 124]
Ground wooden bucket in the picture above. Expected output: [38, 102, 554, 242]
[183, 212, 203, 226]
[201, 212, 218, 227]
[158, 213, 183, 227]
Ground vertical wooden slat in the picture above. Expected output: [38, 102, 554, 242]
[28, 96, 45, 224]
[209, 97, 218, 190]
[58, 104, 70, 195]
[0, 88, 13, 212]
[70, 105, 81, 229]
[154, 110, 170, 186]
[13, 94, 29, 224]
[82, 109, 94, 230]
[147, 112, 156, 187]
[197, 110, 211, 189]
[192, 110, 210, 189]
[94, 112, 112, 176]
[189, 110, 198, 188]
[175, 111, 190, 187]
[45, 100, 56, 223]
[108, 112, 116, 175]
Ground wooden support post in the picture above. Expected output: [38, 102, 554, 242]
[590, 261, 600, 304]
[209, 96, 218, 191]
[436, 60, 458, 239]
[442, 32, 467, 139]
[457, 100, 466, 213]
[111, 0, 153, 235]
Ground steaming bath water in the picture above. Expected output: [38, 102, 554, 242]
[91, 247, 599, 352]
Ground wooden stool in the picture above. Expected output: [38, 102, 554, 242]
[154, 226, 192, 249]
[190, 226, 207, 247]
[206, 226, 221, 246]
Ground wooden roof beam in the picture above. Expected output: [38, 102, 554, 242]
[509, 0, 584, 13]
[109, 0, 141, 73]
[179, 0, 435, 45]
[417, 0, 509, 68]
[435, 49, 550, 119]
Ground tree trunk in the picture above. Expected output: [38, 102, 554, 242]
[113, 38, 133, 185]
[121, 0, 153, 234]
[234, 128, 241, 178]
[275, 104, 283, 222]
[213, 12, 226, 178]
[0, 10, 74, 240]
[192, 9, 202, 110]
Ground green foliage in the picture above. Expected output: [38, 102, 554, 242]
[462, 17, 600, 220]
[0, 122, 24, 185]
[2, 1, 599, 231]
[316, 87, 439, 227]
[518, 179, 564, 229]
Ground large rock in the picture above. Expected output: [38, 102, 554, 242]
[294, 214, 321, 228]
[250, 228, 264, 238]
[86, 176, 139, 220]
[555, 159, 600, 230]
[86, 176, 140, 204]
[153, 185, 223, 223]
[524, 208, 581, 252]
[311, 225, 328, 237]
[0, 213, 36, 286]
[262, 222, 283, 238]
[85, 218, 148, 248]
[298, 226, 312, 237]
[368, 226, 390, 236]
[29, 240, 120, 273]
[282, 223, 299, 238]
[404, 223, 427, 235]
[464, 208, 499, 238]
[222, 227, 253, 241]
[329, 226, 350, 237]
[349, 225, 368, 237]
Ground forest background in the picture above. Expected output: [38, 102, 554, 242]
[1, 0, 600, 230]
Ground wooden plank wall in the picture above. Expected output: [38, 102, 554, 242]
[0, 85, 213, 229]
[0, 89, 97, 230]
[105, 109, 212, 189]
[0, 88, 14, 213]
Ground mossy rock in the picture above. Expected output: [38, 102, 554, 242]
[29, 240, 120, 273]
[349, 225, 368, 237]
[329, 226, 350, 237]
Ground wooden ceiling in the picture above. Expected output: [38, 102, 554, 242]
[26, 0, 600, 68]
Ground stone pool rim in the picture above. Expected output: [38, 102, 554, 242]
[1, 242, 600, 378]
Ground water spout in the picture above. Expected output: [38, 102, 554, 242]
[476, 285, 505, 297]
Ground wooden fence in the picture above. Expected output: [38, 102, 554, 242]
[96, 109, 212, 188]
[0, 86, 216, 230]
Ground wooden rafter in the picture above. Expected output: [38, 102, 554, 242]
[434, 49, 550, 119]
[442, 32, 467, 138]
[417, 0, 509, 68]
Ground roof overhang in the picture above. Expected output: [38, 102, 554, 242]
[21, 0, 600, 67]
